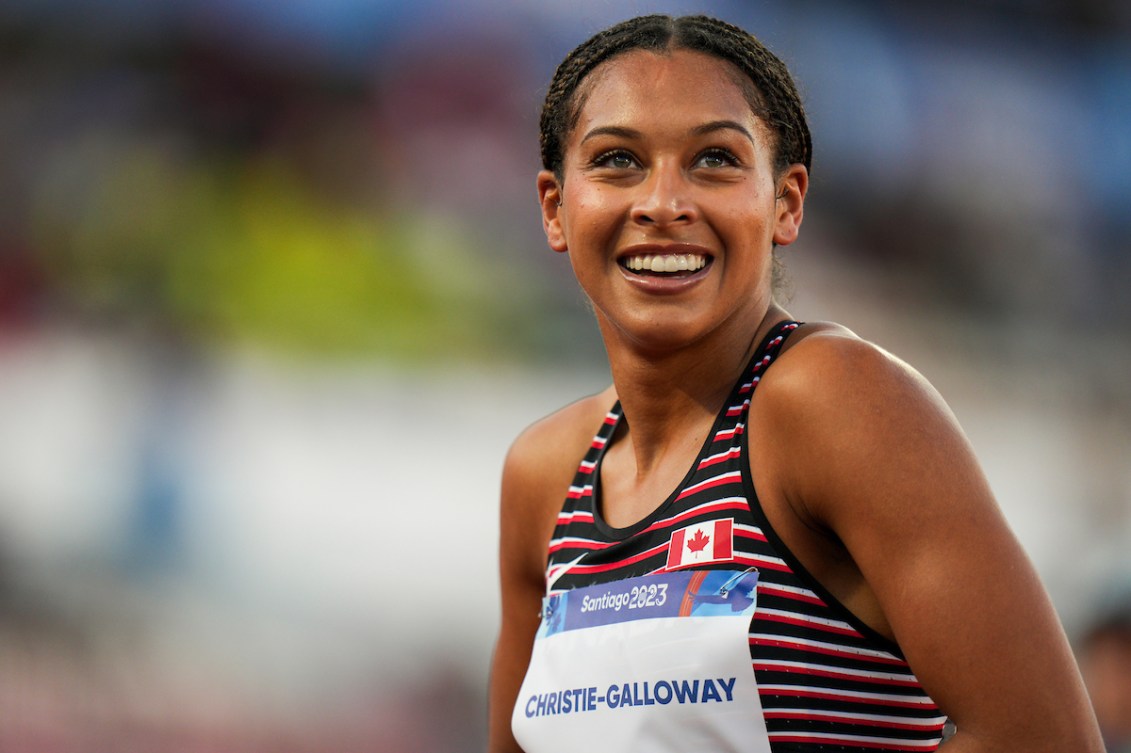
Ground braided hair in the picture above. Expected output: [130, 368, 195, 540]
[539, 14, 812, 181]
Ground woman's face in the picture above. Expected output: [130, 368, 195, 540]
[538, 48, 807, 354]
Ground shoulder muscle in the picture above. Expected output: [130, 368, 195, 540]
[499, 387, 615, 585]
[754, 326, 1101, 750]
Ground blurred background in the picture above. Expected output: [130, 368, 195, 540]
[1, 0, 1129, 749]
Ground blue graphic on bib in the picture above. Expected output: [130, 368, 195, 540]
[540, 569, 758, 638]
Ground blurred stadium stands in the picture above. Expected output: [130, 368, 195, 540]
[0, 0, 1128, 749]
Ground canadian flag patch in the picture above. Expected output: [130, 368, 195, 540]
[665, 518, 734, 570]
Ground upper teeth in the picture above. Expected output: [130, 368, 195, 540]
[625, 254, 707, 273]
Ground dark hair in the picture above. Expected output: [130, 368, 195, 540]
[539, 14, 812, 180]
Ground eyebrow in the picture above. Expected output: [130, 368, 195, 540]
[579, 125, 640, 144]
[579, 120, 755, 145]
[692, 120, 755, 143]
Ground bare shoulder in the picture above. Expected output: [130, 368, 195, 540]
[768, 321, 943, 407]
[760, 322, 956, 445]
[504, 385, 617, 505]
[500, 386, 617, 572]
[753, 320, 970, 530]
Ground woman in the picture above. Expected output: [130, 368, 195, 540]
[488, 14, 1102, 753]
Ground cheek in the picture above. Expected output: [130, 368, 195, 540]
[573, 183, 615, 213]
[716, 202, 772, 244]
[567, 193, 620, 241]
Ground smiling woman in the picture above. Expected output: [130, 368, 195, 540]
[536, 46, 802, 356]
[488, 14, 1103, 753]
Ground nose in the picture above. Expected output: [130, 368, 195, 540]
[630, 161, 698, 228]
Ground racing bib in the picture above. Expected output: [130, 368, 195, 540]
[512, 569, 772, 753]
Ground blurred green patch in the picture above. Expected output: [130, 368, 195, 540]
[31, 137, 518, 363]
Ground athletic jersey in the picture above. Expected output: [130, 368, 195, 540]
[544, 321, 948, 752]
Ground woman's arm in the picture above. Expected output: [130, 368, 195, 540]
[488, 396, 610, 753]
[760, 331, 1103, 752]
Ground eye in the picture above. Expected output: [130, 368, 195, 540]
[694, 148, 739, 169]
[592, 150, 639, 170]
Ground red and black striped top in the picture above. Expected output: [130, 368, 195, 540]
[544, 321, 948, 752]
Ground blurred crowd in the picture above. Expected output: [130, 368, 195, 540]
[0, 0, 1129, 749]
[1, 0, 1130, 354]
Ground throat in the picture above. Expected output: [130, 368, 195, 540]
[597, 410, 717, 530]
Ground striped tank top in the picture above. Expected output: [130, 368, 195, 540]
[545, 321, 948, 751]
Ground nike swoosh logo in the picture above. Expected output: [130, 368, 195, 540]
[545, 553, 588, 593]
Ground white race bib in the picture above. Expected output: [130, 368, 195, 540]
[512, 569, 772, 753]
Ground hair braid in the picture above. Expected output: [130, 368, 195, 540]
[539, 14, 812, 180]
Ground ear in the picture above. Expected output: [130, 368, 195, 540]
[537, 170, 569, 253]
[772, 164, 808, 247]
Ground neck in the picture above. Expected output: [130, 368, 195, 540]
[600, 304, 789, 474]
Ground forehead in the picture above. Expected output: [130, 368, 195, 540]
[571, 48, 762, 138]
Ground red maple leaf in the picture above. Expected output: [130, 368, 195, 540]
[686, 528, 711, 553]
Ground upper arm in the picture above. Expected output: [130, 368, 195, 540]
[763, 333, 1102, 751]
[488, 394, 609, 753]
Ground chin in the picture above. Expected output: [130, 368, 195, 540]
[605, 316, 719, 355]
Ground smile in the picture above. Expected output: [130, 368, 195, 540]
[621, 253, 709, 275]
